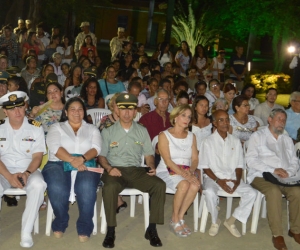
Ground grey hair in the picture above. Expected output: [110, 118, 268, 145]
[52, 52, 62, 59]
[269, 108, 287, 118]
[213, 98, 228, 107]
[289, 91, 300, 104]
[154, 88, 170, 99]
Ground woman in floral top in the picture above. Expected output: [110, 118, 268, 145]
[99, 92, 120, 131]
[29, 82, 65, 135]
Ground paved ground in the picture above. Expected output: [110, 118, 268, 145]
[0, 193, 299, 250]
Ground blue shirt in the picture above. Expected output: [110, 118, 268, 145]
[285, 108, 300, 140]
[98, 79, 126, 99]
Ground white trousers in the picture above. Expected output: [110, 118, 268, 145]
[0, 171, 47, 234]
[203, 176, 257, 224]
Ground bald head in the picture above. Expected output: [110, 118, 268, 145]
[212, 110, 228, 121]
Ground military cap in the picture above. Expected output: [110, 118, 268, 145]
[83, 66, 97, 77]
[118, 27, 125, 32]
[115, 93, 138, 109]
[6, 66, 21, 77]
[80, 22, 90, 27]
[0, 71, 9, 83]
[0, 91, 26, 109]
[45, 73, 58, 84]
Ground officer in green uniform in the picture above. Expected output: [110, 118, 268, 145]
[99, 93, 166, 248]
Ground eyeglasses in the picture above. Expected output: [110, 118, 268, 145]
[157, 97, 170, 102]
[211, 84, 219, 88]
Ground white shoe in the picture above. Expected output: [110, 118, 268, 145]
[224, 221, 241, 237]
[20, 233, 33, 248]
[209, 219, 221, 236]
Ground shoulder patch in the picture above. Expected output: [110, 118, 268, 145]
[137, 122, 145, 127]
[0, 119, 5, 125]
[28, 119, 41, 127]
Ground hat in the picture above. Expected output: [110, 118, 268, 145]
[0, 91, 26, 109]
[115, 93, 138, 109]
[6, 67, 21, 77]
[83, 67, 97, 77]
[80, 22, 90, 27]
[0, 71, 9, 83]
[25, 19, 32, 24]
[45, 73, 58, 84]
[18, 19, 24, 24]
[118, 27, 125, 32]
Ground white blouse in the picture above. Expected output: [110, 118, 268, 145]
[192, 124, 212, 150]
[46, 120, 101, 161]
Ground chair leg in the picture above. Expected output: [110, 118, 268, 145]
[142, 193, 150, 232]
[226, 197, 233, 219]
[261, 197, 267, 218]
[34, 213, 39, 235]
[251, 192, 263, 234]
[242, 222, 246, 235]
[200, 200, 208, 233]
[138, 195, 143, 204]
[130, 195, 136, 217]
[92, 202, 97, 235]
[100, 199, 107, 234]
[193, 193, 199, 232]
[45, 200, 53, 236]
[198, 195, 204, 219]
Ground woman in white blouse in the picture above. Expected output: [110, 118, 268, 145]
[42, 97, 101, 243]
[241, 84, 260, 115]
[157, 105, 200, 237]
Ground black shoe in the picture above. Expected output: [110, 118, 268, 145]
[116, 201, 127, 213]
[102, 231, 115, 248]
[145, 228, 162, 247]
[3, 195, 18, 206]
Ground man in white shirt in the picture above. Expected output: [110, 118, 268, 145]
[0, 91, 46, 248]
[199, 110, 257, 238]
[110, 27, 126, 61]
[246, 108, 300, 250]
[254, 88, 284, 126]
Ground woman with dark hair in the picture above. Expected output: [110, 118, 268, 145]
[241, 84, 259, 115]
[205, 79, 224, 110]
[98, 66, 126, 98]
[7, 76, 29, 109]
[64, 65, 82, 89]
[21, 55, 40, 88]
[175, 41, 192, 76]
[133, 43, 148, 61]
[129, 59, 140, 70]
[186, 66, 199, 91]
[80, 58, 92, 72]
[57, 35, 74, 65]
[29, 64, 55, 108]
[61, 63, 70, 86]
[191, 44, 207, 76]
[29, 81, 65, 135]
[78, 35, 98, 58]
[122, 67, 138, 90]
[45, 35, 60, 62]
[191, 95, 212, 150]
[80, 78, 104, 109]
[210, 48, 226, 84]
[42, 97, 101, 243]
[152, 41, 174, 67]
[176, 90, 189, 106]
[223, 83, 237, 115]
[229, 95, 259, 143]
[22, 31, 45, 59]
[116, 41, 131, 62]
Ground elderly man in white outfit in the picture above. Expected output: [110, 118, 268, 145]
[199, 110, 257, 237]
[0, 91, 46, 248]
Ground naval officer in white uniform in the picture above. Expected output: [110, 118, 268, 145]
[0, 91, 47, 248]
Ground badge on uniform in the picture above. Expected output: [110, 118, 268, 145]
[110, 142, 119, 148]
[22, 136, 35, 142]
[135, 141, 144, 146]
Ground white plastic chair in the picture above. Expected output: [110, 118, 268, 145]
[100, 188, 150, 234]
[253, 115, 264, 127]
[45, 199, 98, 236]
[0, 188, 39, 234]
[87, 108, 111, 126]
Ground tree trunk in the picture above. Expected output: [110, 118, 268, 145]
[5, 0, 25, 26]
[164, 0, 175, 43]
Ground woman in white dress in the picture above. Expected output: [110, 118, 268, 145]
[157, 104, 200, 237]
[241, 84, 260, 115]
[152, 41, 174, 68]
[229, 95, 259, 143]
[191, 95, 212, 150]
[191, 44, 207, 77]
[210, 48, 226, 86]
[175, 41, 192, 76]
[57, 35, 74, 65]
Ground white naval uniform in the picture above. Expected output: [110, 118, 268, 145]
[199, 131, 257, 224]
[0, 117, 47, 234]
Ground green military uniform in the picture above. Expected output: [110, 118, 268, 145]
[100, 94, 166, 227]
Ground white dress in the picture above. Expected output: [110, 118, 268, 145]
[229, 114, 257, 142]
[158, 52, 172, 67]
[212, 57, 226, 79]
[192, 124, 212, 150]
[156, 130, 193, 191]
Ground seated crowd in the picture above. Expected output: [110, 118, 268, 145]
[0, 22, 300, 250]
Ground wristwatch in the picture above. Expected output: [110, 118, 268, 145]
[81, 155, 87, 163]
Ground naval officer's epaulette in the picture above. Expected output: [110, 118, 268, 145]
[28, 119, 41, 127]
[0, 119, 5, 125]
[137, 122, 145, 127]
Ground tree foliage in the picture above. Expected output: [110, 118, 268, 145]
[171, 0, 219, 55]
